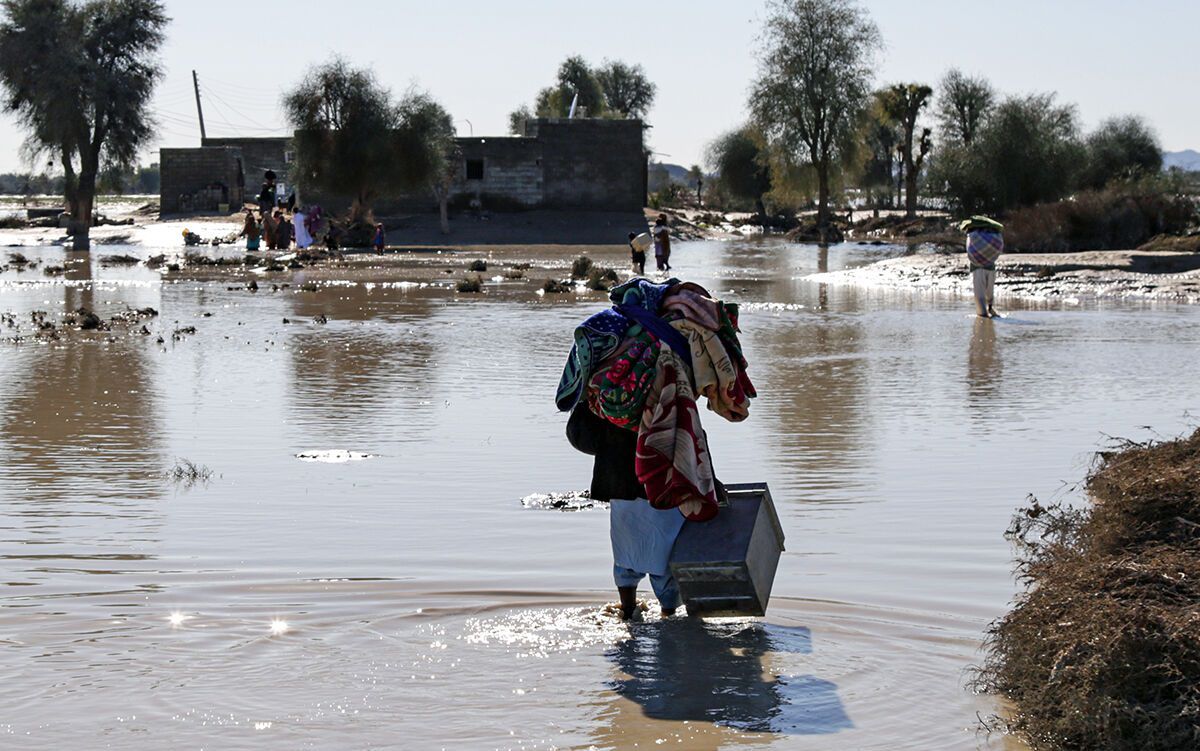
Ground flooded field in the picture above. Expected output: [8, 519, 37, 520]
[2, 236, 1199, 749]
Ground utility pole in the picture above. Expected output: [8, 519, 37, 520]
[192, 70, 207, 142]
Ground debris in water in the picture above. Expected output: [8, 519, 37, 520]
[520, 490, 601, 511]
[295, 450, 376, 463]
[165, 458, 213, 484]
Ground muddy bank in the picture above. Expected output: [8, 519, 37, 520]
[808, 249, 1200, 305]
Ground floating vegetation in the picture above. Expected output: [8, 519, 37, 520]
[468, 258, 488, 272]
[165, 458, 214, 484]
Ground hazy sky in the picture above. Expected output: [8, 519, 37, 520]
[0, 0, 1196, 174]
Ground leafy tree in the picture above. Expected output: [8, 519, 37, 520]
[284, 58, 405, 223]
[750, 0, 881, 231]
[1079, 115, 1162, 190]
[395, 92, 459, 234]
[929, 93, 1084, 214]
[858, 96, 901, 208]
[879, 83, 933, 217]
[595, 60, 656, 119]
[507, 104, 533, 135]
[706, 126, 772, 217]
[936, 69, 994, 146]
[534, 55, 607, 118]
[0, 0, 167, 250]
[688, 164, 704, 206]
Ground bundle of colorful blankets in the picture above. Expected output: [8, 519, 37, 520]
[557, 278, 756, 522]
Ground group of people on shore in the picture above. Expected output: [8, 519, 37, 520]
[627, 214, 672, 276]
[233, 170, 389, 254]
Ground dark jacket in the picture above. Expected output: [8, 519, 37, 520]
[566, 404, 645, 502]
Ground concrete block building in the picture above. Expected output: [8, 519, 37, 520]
[159, 119, 646, 215]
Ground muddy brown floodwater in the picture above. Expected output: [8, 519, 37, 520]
[2, 235, 1199, 750]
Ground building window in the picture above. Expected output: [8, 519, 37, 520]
[465, 159, 484, 180]
[284, 150, 295, 164]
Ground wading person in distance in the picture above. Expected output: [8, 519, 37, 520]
[373, 223, 386, 255]
[960, 216, 1004, 317]
[628, 231, 650, 275]
[653, 214, 671, 272]
[274, 210, 291, 250]
[239, 209, 261, 251]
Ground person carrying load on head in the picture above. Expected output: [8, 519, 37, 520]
[557, 277, 758, 620]
[960, 215, 1004, 318]
[628, 231, 651, 275]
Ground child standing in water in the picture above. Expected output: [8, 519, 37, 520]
[373, 223, 386, 255]
[628, 231, 650, 275]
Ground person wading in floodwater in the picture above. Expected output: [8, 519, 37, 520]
[557, 278, 758, 620]
[239, 209, 261, 251]
[628, 231, 650, 275]
[653, 214, 671, 272]
[960, 216, 1004, 317]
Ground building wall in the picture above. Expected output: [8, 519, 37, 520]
[453, 137, 543, 207]
[202, 137, 291, 183]
[159, 147, 243, 213]
[533, 119, 645, 212]
[160, 119, 645, 215]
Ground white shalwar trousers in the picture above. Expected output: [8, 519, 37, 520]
[972, 268, 996, 316]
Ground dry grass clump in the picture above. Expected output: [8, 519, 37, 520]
[585, 266, 618, 291]
[977, 429, 1200, 750]
[570, 255, 594, 279]
[456, 275, 483, 293]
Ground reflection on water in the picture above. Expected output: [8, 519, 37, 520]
[0, 256, 165, 599]
[968, 316, 1002, 405]
[604, 619, 851, 736]
[1, 237, 1199, 748]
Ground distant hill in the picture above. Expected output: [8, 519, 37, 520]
[1163, 150, 1200, 172]
[650, 162, 696, 184]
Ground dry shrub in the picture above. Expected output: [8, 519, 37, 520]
[570, 255, 593, 279]
[585, 266, 618, 291]
[977, 429, 1200, 750]
[1138, 234, 1200, 254]
[1004, 187, 1197, 253]
[456, 275, 483, 293]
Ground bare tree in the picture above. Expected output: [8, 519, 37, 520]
[936, 69, 994, 146]
[880, 83, 933, 218]
[750, 0, 881, 233]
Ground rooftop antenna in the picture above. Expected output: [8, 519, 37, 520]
[192, 70, 207, 141]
